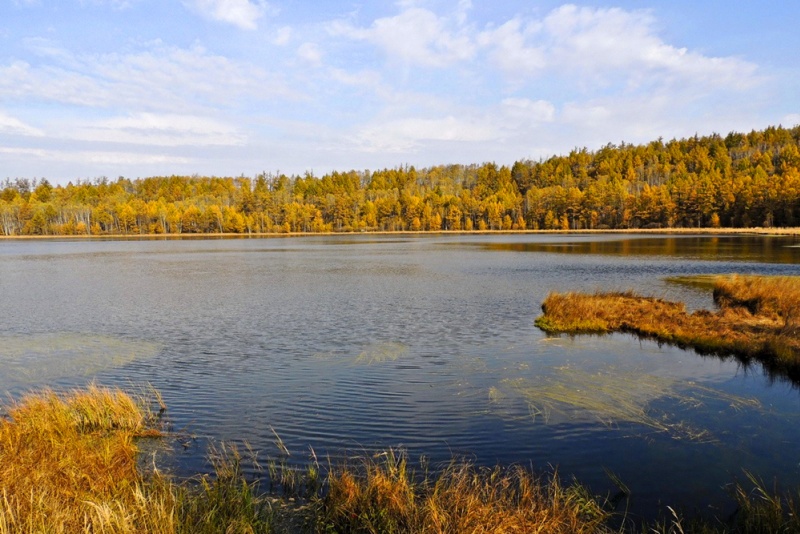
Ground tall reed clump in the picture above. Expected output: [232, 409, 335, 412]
[535, 275, 800, 372]
[313, 449, 611, 534]
[0, 384, 172, 533]
[0, 384, 276, 534]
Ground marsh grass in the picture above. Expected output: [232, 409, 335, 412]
[0, 385, 276, 533]
[535, 275, 800, 372]
[4, 385, 800, 533]
[314, 449, 612, 534]
[0, 384, 167, 532]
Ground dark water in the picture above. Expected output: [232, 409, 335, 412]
[2, 233, 800, 522]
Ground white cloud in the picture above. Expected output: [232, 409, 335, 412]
[353, 115, 496, 152]
[70, 113, 246, 147]
[297, 43, 323, 66]
[500, 98, 555, 123]
[0, 42, 293, 112]
[0, 111, 43, 137]
[79, 0, 136, 8]
[477, 18, 545, 76]
[328, 67, 383, 89]
[331, 7, 475, 67]
[477, 4, 758, 93]
[331, 3, 758, 101]
[782, 113, 800, 126]
[0, 146, 190, 166]
[183, 0, 270, 30]
[272, 26, 292, 46]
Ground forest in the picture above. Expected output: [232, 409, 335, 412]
[1, 125, 799, 236]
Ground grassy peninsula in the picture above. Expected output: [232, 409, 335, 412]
[536, 275, 800, 374]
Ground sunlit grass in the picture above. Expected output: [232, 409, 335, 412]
[3, 384, 800, 533]
[0, 384, 168, 532]
[535, 275, 800, 372]
[0, 385, 275, 533]
[314, 449, 611, 534]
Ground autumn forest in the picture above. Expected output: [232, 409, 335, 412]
[2, 125, 800, 236]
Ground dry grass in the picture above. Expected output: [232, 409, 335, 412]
[535, 275, 800, 372]
[315, 449, 611, 534]
[0, 384, 172, 533]
[0, 385, 613, 533]
[5, 385, 800, 533]
[0, 385, 275, 534]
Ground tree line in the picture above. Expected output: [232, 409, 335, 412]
[2, 125, 799, 236]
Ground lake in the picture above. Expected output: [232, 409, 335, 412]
[1, 233, 800, 523]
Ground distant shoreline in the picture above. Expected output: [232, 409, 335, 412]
[2, 227, 800, 240]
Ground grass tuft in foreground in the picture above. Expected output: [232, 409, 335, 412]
[314, 449, 610, 534]
[0, 384, 274, 533]
[535, 275, 800, 372]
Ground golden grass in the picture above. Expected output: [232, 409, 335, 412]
[535, 275, 800, 371]
[0, 385, 615, 533]
[315, 449, 611, 534]
[4, 385, 800, 533]
[0, 385, 275, 534]
[0, 384, 171, 533]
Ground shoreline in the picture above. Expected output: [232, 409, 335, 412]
[2, 226, 800, 240]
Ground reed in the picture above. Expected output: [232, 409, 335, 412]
[0, 385, 276, 533]
[0, 384, 167, 532]
[535, 275, 800, 372]
[313, 449, 611, 533]
[6, 384, 800, 533]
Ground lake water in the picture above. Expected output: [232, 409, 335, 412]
[2, 233, 800, 522]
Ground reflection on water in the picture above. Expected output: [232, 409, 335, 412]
[0, 233, 799, 522]
[480, 234, 800, 264]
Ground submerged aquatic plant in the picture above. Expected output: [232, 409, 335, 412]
[0, 332, 161, 384]
[354, 341, 408, 365]
[497, 367, 760, 441]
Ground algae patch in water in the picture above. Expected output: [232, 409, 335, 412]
[0, 333, 162, 384]
[664, 274, 723, 291]
[497, 366, 760, 442]
[353, 341, 408, 365]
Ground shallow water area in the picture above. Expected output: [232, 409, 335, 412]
[1, 232, 800, 522]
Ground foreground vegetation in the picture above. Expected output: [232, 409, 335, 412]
[535, 275, 800, 375]
[0, 385, 273, 533]
[4, 385, 800, 532]
[2, 125, 800, 236]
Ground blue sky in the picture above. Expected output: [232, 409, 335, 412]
[2, 0, 799, 184]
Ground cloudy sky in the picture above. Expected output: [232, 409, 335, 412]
[2, 0, 799, 184]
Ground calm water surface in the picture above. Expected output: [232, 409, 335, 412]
[2, 233, 800, 522]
